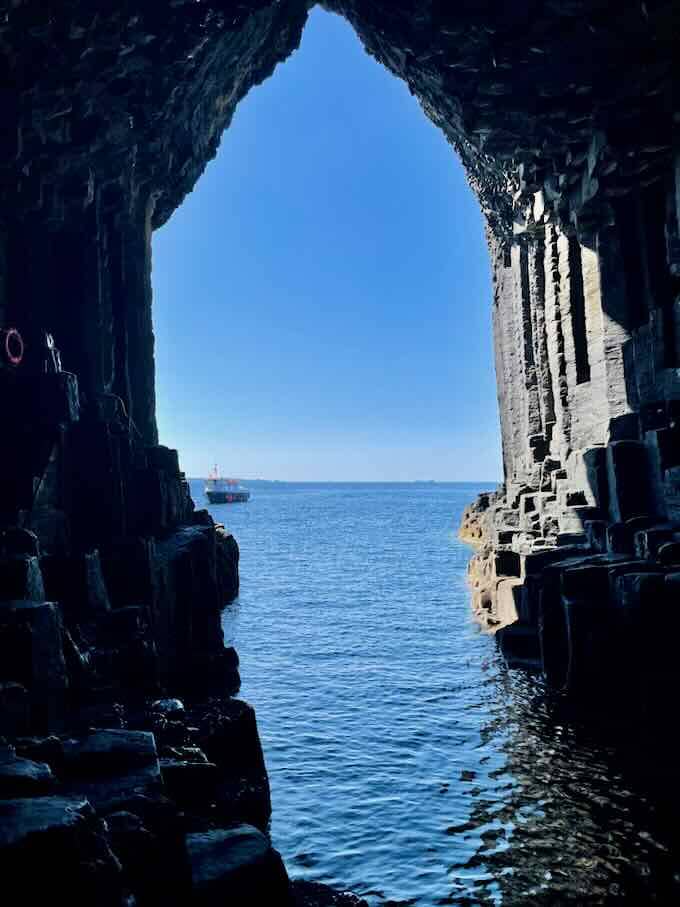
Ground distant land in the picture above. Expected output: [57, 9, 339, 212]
[188, 477, 499, 485]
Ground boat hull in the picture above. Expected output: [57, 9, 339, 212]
[205, 490, 250, 504]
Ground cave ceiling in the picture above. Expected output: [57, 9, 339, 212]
[0, 1, 676, 241]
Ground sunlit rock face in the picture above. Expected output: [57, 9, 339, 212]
[0, 1, 679, 901]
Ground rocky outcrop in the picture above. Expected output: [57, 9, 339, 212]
[0, 355, 241, 715]
[0, 794, 124, 906]
[186, 825, 290, 905]
[461, 489, 680, 705]
[0, 351, 350, 901]
[0, 698, 280, 906]
[0, 693, 358, 906]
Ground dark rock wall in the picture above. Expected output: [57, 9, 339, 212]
[0, 0, 310, 441]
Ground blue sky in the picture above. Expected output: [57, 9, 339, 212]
[152, 8, 501, 482]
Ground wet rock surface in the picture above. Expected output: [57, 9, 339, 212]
[0, 747, 55, 797]
[186, 825, 291, 905]
[461, 489, 680, 707]
[0, 795, 123, 905]
[0, 695, 341, 905]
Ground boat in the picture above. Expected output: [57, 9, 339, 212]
[204, 467, 250, 504]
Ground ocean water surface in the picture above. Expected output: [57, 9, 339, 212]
[191, 480, 680, 906]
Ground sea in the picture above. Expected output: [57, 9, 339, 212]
[190, 479, 680, 906]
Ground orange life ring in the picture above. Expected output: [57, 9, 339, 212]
[2, 328, 24, 366]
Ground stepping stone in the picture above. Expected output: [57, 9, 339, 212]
[61, 729, 162, 813]
[0, 795, 91, 849]
[63, 729, 158, 774]
[0, 750, 55, 798]
[186, 824, 291, 905]
[0, 796, 122, 903]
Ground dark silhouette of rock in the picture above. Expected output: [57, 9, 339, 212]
[41, 550, 111, 622]
[190, 698, 272, 831]
[0, 795, 123, 905]
[216, 528, 240, 602]
[186, 825, 292, 906]
[160, 758, 219, 807]
[0, 528, 40, 558]
[63, 729, 159, 775]
[0, 556, 45, 601]
[0, 600, 68, 732]
[151, 697, 185, 718]
[0, 683, 30, 738]
[657, 542, 680, 567]
[0, 747, 55, 798]
[59, 730, 163, 813]
[14, 734, 65, 772]
[105, 810, 163, 899]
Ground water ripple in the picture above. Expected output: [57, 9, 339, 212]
[192, 481, 680, 905]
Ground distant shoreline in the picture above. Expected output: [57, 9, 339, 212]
[188, 478, 499, 485]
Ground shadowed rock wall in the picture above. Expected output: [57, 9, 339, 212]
[0, 1, 679, 902]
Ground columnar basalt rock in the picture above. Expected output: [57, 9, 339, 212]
[0, 0, 679, 902]
[461, 131, 680, 695]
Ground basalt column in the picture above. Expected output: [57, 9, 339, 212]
[0, 176, 248, 719]
[462, 165, 680, 702]
[106, 191, 159, 448]
[1, 195, 155, 434]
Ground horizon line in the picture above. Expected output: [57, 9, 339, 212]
[187, 477, 500, 484]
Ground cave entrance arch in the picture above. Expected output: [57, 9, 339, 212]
[0, 1, 679, 690]
[3, 20, 680, 907]
[1, 2, 677, 486]
[152, 7, 499, 483]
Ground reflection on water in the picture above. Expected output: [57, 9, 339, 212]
[451, 671, 680, 905]
[192, 480, 680, 905]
